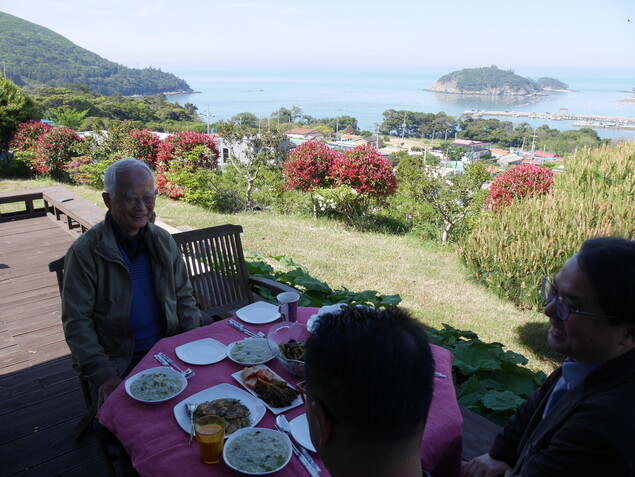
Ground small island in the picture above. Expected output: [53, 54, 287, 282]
[428, 66, 569, 96]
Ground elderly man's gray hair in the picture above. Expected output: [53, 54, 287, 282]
[104, 158, 154, 196]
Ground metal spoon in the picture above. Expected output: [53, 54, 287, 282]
[275, 415, 320, 474]
[186, 402, 197, 445]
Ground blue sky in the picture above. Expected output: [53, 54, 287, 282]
[1, 0, 634, 72]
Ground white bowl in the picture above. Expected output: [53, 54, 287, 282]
[223, 427, 292, 475]
[227, 338, 274, 365]
[125, 366, 187, 403]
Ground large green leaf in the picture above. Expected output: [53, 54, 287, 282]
[482, 390, 525, 411]
[452, 342, 502, 375]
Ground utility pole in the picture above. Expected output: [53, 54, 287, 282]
[531, 127, 538, 156]
[401, 112, 407, 142]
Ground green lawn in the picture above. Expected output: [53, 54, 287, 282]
[1, 177, 560, 373]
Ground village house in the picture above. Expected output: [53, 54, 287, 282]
[452, 138, 489, 160]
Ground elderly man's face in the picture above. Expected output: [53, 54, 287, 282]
[103, 166, 155, 238]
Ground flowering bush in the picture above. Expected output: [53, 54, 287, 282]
[9, 121, 54, 152]
[122, 129, 161, 166]
[332, 144, 397, 199]
[284, 141, 338, 191]
[487, 164, 554, 211]
[155, 131, 219, 197]
[32, 127, 84, 179]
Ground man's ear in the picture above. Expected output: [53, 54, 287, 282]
[102, 192, 112, 209]
[623, 325, 635, 346]
[309, 399, 332, 448]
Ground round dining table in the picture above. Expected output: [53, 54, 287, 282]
[98, 307, 463, 476]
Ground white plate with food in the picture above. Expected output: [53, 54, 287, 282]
[232, 365, 302, 414]
[173, 383, 266, 436]
[289, 413, 316, 452]
[235, 302, 281, 325]
[227, 338, 274, 365]
[223, 427, 292, 475]
[125, 366, 187, 403]
[175, 338, 227, 365]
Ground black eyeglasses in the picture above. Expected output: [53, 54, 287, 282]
[296, 381, 338, 423]
[115, 193, 157, 207]
[541, 275, 618, 321]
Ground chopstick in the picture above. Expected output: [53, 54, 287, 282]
[228, 319, 265, 338]
[291, 441, 320, 477]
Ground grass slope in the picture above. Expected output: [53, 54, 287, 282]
[0, 178, 559, 373]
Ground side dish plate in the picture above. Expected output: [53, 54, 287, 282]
[231, 365, 302, 415]
[175, 338, 227, 365]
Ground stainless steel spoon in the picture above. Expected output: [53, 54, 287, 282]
[186, 402, 197, 445]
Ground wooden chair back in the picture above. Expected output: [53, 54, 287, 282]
[171, 224, 254, 318]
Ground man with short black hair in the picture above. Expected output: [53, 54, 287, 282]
[302, 306, 435, 477]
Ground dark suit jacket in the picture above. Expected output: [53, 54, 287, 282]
[490, 347, 635, 476]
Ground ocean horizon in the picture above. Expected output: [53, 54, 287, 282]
[169, 65, 635, 141]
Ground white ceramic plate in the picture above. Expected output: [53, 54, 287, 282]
[223, 427, 292, 475]
[175, 338, 227, 365]
[289, 413, 316, 452]
[125, 366, 187, 403]
[227, 338, 274, 365]
[235, 302, 281, 324]
[231, 365, 302, 414]
[173, 383, 266, 435]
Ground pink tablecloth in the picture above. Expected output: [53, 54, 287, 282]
[98, 308, 463, 477]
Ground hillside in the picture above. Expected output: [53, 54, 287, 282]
[0, 11, 194, 96]
[429, 66, 546, 96]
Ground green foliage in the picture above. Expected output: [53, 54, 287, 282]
[65, 156, 116, 188]
[428, 323, 546, 425]
[0, 12, 192, 96]
[27, 86, 202, 133]
[46, 107, 90, 129]
[433, 66, 544, 94]
[397, 158, 490, 243]
[245, 252, 402, 309]
[0, 76, 41, 152]
[459, 142, 635, 309]
[536, 77, 569, 90]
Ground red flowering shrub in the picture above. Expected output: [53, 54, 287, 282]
[32, 127, 84, 178]
[284, 141, 338, 191]
[331, 144, 397, 199]
[487, 163, 554, 211]
[9, 121, 54, 152]
[122, 129, 161, 167]
[155, 131, 219, 197]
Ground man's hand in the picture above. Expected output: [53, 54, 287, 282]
[97, 376, 122, 409]
[462, 453, 512, 477]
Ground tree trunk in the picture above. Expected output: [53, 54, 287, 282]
[246, 178, 255, 208]
[311, 194, 317, 220]
[442, 221, 452, 243]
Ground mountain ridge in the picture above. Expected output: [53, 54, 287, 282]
[0, 11, 194, 96]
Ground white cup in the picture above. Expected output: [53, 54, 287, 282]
[277, 291, 300, 322]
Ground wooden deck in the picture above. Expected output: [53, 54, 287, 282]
[0, 215, 108, 476]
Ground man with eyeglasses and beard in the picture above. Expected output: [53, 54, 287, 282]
[463, 237, 635, 477]
[62, 158, 201, 410]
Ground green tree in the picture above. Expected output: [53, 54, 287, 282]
[231, 112, 258, 128]
[0, 76, 41, 152]
[46, 107, 90, 130]
[216, 121, 289, 208]
[397, 159, 490, 243]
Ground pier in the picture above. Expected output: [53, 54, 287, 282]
[464, 110, 635, 130]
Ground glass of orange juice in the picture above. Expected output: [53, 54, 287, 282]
[195, 415, 225, 464]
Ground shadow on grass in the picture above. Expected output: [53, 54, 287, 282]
[516, 321, 562, 366]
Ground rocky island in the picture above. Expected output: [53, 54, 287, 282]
[428, 66, 568, 96]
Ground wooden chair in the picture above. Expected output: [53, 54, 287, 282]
[48, 256, 118, 477]
[171, 224, 296, 322]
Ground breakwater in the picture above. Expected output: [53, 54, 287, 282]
[464, 110, 635, 130]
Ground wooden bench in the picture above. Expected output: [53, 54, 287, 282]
[460, 406, 503, 461]
[0, 186, 103, 232]
[0, 187, 48, 222]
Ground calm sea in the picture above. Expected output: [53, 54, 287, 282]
[169, 65, 635, 141]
